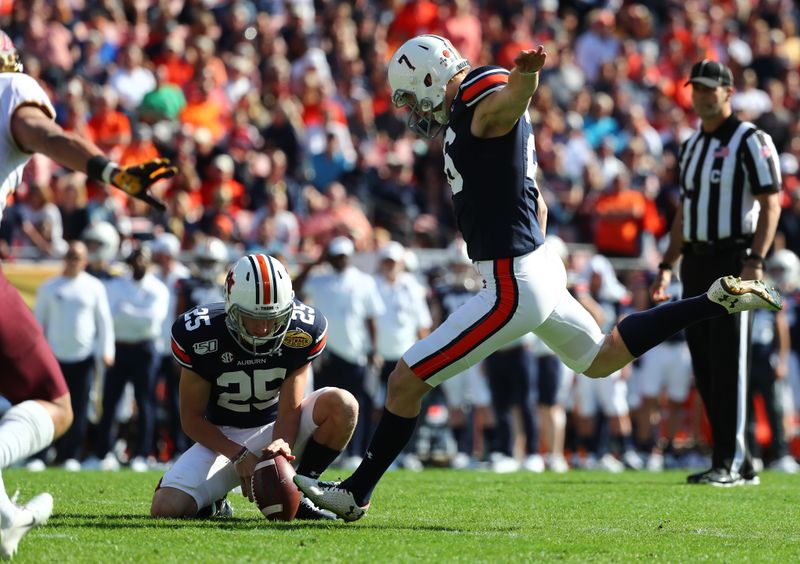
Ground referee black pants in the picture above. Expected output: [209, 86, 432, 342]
[681, 248, 755, 477]
[314, 352, 372, 458]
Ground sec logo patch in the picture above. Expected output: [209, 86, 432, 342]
[283, 329, 312, 348]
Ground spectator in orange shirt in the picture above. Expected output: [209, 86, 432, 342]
[120, 124, 160, 168]
[592, 170, 651, 258]
[87, 86, 131, 162]
[199, 154, 245, 211]
[180, 73, 230, 144]
[153, 36, 194, 89]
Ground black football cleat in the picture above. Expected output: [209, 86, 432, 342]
[293, 476, 369, 522]
[295, 495, 337, 521]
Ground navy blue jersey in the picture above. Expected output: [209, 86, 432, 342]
[444, 65, 544, 261]
[170, 299, 328, 428]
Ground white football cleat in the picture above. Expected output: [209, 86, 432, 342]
[707, 276, 782, 313]
[769, 455, 800, 474]
[523, 454, 545, 473]
[546, 454, 569, 474]
[293, 476, 368, 522]
[0, 493, 53, 560]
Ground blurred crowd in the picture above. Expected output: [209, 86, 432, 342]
[2, 0, 800, 474]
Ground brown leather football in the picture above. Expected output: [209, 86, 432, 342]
[251, 453, 301, 521]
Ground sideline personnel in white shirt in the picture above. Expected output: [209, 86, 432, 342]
[35, 241, 114, 468]
[91, 246, 169, 471]
[296, 236, 385, 463]
[374, 242, 432, 402]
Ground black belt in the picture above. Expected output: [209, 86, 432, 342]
[682, 237, 752, 255]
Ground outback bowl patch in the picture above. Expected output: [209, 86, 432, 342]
[283, 329, 312, 348]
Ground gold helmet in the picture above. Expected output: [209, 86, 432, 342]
[0, 31, 22, 73]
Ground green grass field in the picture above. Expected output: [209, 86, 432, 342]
[4, 468, 799, 563]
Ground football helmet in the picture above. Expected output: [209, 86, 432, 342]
[0, 31, 22, 73]
[193, 237, 229, 282]
[81, 222, 120, 264]
[766, 249, 800, 292]
[224, 254, 295, 355]
[388, 34, 469, 138]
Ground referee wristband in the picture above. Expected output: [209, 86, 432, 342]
[658, 262, 673, 271]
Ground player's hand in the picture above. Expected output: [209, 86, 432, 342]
[514, 46, 547, 75]
[650, 268, 673, 303]
[109, 158, 177, 211]
[262, 438, 295, 462]
[234, 451, 259, 502]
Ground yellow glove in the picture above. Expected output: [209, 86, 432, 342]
[88, 156, 177, 211]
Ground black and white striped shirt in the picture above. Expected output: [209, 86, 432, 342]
[678, 115, 781, 242]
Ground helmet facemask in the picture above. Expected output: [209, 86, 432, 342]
[225, 303, 293, 355]
[392, 90, 446, 139]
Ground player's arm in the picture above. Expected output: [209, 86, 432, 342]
[178, 367, 243, 460]
[743, 191, 780, 279]
[269, 363, 309, 458]
[179, 366, 263, 501]
[651, 206, 684, 303]
[10, 105, 176, 210]
[471, 46, 547, 138]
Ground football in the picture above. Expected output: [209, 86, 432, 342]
[251, 453, 301, 521]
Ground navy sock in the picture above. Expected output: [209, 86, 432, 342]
[296, 437, 341, 479]
[620, 433, 635, 452]
[618, 295, 724, 358]
[342, 408, 419, 506]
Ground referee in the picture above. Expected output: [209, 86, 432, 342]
[651, 60, 781, 487]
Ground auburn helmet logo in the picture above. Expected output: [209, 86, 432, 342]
[225, 270, 235, 296]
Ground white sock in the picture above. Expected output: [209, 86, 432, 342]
[0, 401, 55, 469]
[0, 471, 14, 524]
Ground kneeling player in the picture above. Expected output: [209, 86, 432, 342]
[150, 254, 358, 520]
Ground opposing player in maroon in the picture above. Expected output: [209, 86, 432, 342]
[0, 31, 175, 558]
